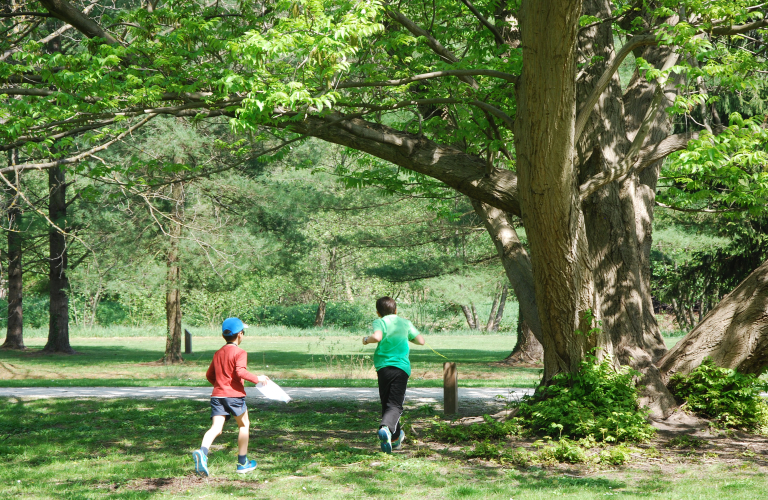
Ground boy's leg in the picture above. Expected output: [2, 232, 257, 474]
[233, 410, 257, 473]
[194, 415, 225, 476]
[201, 416, 227, 450]
[383, 368, 408, 437]
[233, 410, 250, 458]
[377, 367, 409, 450]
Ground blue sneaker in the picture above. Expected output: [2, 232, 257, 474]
[392, 430, 405, 450]
[378, 426, 392, 453]
[193, 450, 209, 477]
[236, 459, 257, 474]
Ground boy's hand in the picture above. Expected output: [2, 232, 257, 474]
[258, 375, 270, 385]
[362, 336, 369, 345]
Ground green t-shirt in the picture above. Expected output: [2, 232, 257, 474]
[372, 314, 420, 375]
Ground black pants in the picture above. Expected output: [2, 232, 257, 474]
[377, 366, 409, 437]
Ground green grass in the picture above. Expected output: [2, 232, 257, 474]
[1, 398, 766, 499]
[0, 334, 542, 388]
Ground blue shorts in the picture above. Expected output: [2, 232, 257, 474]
[210, 397, 247, 421]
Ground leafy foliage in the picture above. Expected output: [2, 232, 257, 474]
[426, 416, 520, 443]
[668, 358, 768, 432]
[514, 355, 656, 443]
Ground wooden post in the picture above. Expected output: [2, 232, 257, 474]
[443, 362, 458, 415]
[184, 329, 192, 354]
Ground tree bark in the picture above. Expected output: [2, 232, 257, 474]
[42, 166, 74, 354]
[314, 246, 336, 327]
[163, 181, 183, 364]
[515, 0, 609, 382]
[504, 303, 544, 365]
[2, 158, 24, 350]
[460, 305, 477, 329]
[485, 292, 500, 331]
[657, 258, 768, 380]
[492, 284, 508, 332]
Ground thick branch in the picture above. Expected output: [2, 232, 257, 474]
[281, 112, 521, 215]
[38, 0, 120, 45]
[575, 34, 659, 140]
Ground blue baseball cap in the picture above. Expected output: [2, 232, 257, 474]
[222, 317, 248, 337]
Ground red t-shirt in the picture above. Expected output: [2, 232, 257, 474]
[206, 343, 259, 398]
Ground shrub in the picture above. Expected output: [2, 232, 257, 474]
[668, 358, 768, 433]
[513, 354, 656, 443]
[251, 302, 369, 329]
[535, 438, 587, 464]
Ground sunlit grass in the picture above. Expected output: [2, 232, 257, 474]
[1, 398, 766, 499]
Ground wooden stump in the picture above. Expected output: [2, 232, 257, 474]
[443, 362, 458, 415]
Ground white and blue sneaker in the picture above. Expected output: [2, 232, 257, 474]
[378, 426, 392, 453]
[236, 459, 257, 474]
[193, 450, 209, 477]
[392, 430, 405, 450]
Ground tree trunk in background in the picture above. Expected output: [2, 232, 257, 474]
[2, 154, 24, 350]
[314, 247, 336, 327]
[470, 303, 480, 330]
[314, 299, 327, 327]
[460, 305, 477, 329]
[43, 166, 73, 354]
[485, 291, 500, 331]
[492, 284, 508, 332]
[657, 258, 768, 380]
[505, 303, 545, 365]
[163, 181, 184, 364]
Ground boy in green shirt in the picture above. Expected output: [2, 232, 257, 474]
[362, 296, 425, 453]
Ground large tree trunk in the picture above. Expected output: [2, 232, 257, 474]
[2, 157, 24, 350]
[657, 259, 768, 380]
[515, 0, 609, 382]
[504, 303, 544, 365]
[43, 166, 74, 354]
[163, 181, 183, 364]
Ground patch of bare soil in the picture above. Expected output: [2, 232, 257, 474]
[117, 474, 264, 493]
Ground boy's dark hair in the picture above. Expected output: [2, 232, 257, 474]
[222, 331, 237, 340]
[376, 296, 397, 316]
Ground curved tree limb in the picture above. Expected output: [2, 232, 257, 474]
[575, 34, 659, 140]
[38, 0, 120, 45]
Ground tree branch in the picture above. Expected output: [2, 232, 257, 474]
[457, 0, 505, 46]
[385, 9, 479, 89]
[336, 69, 517, 89]
[277, 112, 521, 215]
[0, 115, 156, 174]
[711, 17, 768, 35]
[575, 34, 659, 140]
[38, 0, 120, 45]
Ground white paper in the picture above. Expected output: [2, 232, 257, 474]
[255, 381, 291, 402]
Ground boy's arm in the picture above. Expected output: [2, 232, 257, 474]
[234, 351, 262, 385]
[363, 330, 383, 345]
[410, 334, 425, 346]
[205, 361, 216, 385]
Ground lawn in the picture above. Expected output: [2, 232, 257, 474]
[0, 327, 687, 389]
[1, 397, 766, 499]
[0, 329, 542, 388]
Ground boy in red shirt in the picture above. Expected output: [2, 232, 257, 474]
[192, 317, 269, 476]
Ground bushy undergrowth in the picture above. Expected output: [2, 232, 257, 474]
[251, 302, 370, 329]
[668, 358, 768, 433]
[514, 355, 656, 443]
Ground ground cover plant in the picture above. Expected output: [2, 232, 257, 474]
[2, 397, 768, 499]
[669, 358, 768, 433]
[513, 355, 656, 443]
